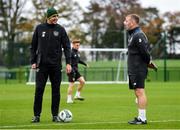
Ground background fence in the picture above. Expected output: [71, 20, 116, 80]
[0, 66, 180, 84]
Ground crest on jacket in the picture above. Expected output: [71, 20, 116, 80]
[53, 31, 59, 36]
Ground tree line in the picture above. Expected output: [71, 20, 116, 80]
[0, 0, 180, 68]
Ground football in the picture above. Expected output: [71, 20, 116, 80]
[58, 109, 73, 122]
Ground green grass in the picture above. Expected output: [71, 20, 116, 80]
[85, 59, 180, 68]
[1, 59, 180, 83]
[0, 82, 180, 129]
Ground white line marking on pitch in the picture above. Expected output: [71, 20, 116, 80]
[1, 120, 180, 128]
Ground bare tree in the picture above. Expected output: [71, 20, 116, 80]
[31, 0, 82, 26]
[0, 0, 26, 67]
[31, 0, 84, 42]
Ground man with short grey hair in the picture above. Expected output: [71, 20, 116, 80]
[124, 14, 151, 125]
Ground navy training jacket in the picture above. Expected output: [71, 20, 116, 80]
[71, 48, 87, 71]
[127, 27, 151, 75]
[30, 23, 71, 67]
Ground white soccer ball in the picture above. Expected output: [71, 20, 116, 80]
[58, 109, 73, 122]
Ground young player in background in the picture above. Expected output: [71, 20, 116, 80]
[67, 39, 89, 104]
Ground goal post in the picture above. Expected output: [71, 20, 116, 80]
[26, 48, 128, 85]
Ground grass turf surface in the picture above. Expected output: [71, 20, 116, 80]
[0, 82, 180, 129]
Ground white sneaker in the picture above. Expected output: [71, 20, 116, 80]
[74, 96, 85, 101]
[67, 99, 74, 104]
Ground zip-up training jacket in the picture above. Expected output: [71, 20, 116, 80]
[71, 48, 87, 71]
[30, 23, 71, 67]
[127, 27, 150, 75]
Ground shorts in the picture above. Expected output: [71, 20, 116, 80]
[128, 72, 146, 89]
[68, 70, 81, 82]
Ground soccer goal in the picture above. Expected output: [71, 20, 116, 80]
[26, 48, 128, 85]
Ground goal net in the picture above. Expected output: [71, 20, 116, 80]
[27, 48, 128, 85]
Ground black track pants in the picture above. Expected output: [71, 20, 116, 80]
[33, 65, 61, 116]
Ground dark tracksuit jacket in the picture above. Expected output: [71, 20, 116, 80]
[30, 23, 71, 67]
[30, 23, 71, 116]
[71, 48, 87, 72]
[127, 27, 150, 77]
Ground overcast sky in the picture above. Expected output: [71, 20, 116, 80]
[139, 0, 180, 13]
[74, 0, 180, 14]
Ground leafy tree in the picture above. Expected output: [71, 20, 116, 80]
[81, 0, 146, 60]
[82, 2, 104, 48]
[101, 17, 123, 48]
[82, 0, 143, 48]
[141, 7, 164, 44]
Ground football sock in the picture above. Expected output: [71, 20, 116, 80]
[75, 91, 80, 97]
[135, 98, 138, 104]
[67, 95, 72, 101]
[138, 109, 146, 121]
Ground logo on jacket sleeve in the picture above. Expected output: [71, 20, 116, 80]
[139, 38, 142, 43]
[53, 31, 59, 36]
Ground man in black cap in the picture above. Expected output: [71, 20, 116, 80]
[30, 7, 71, 123]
